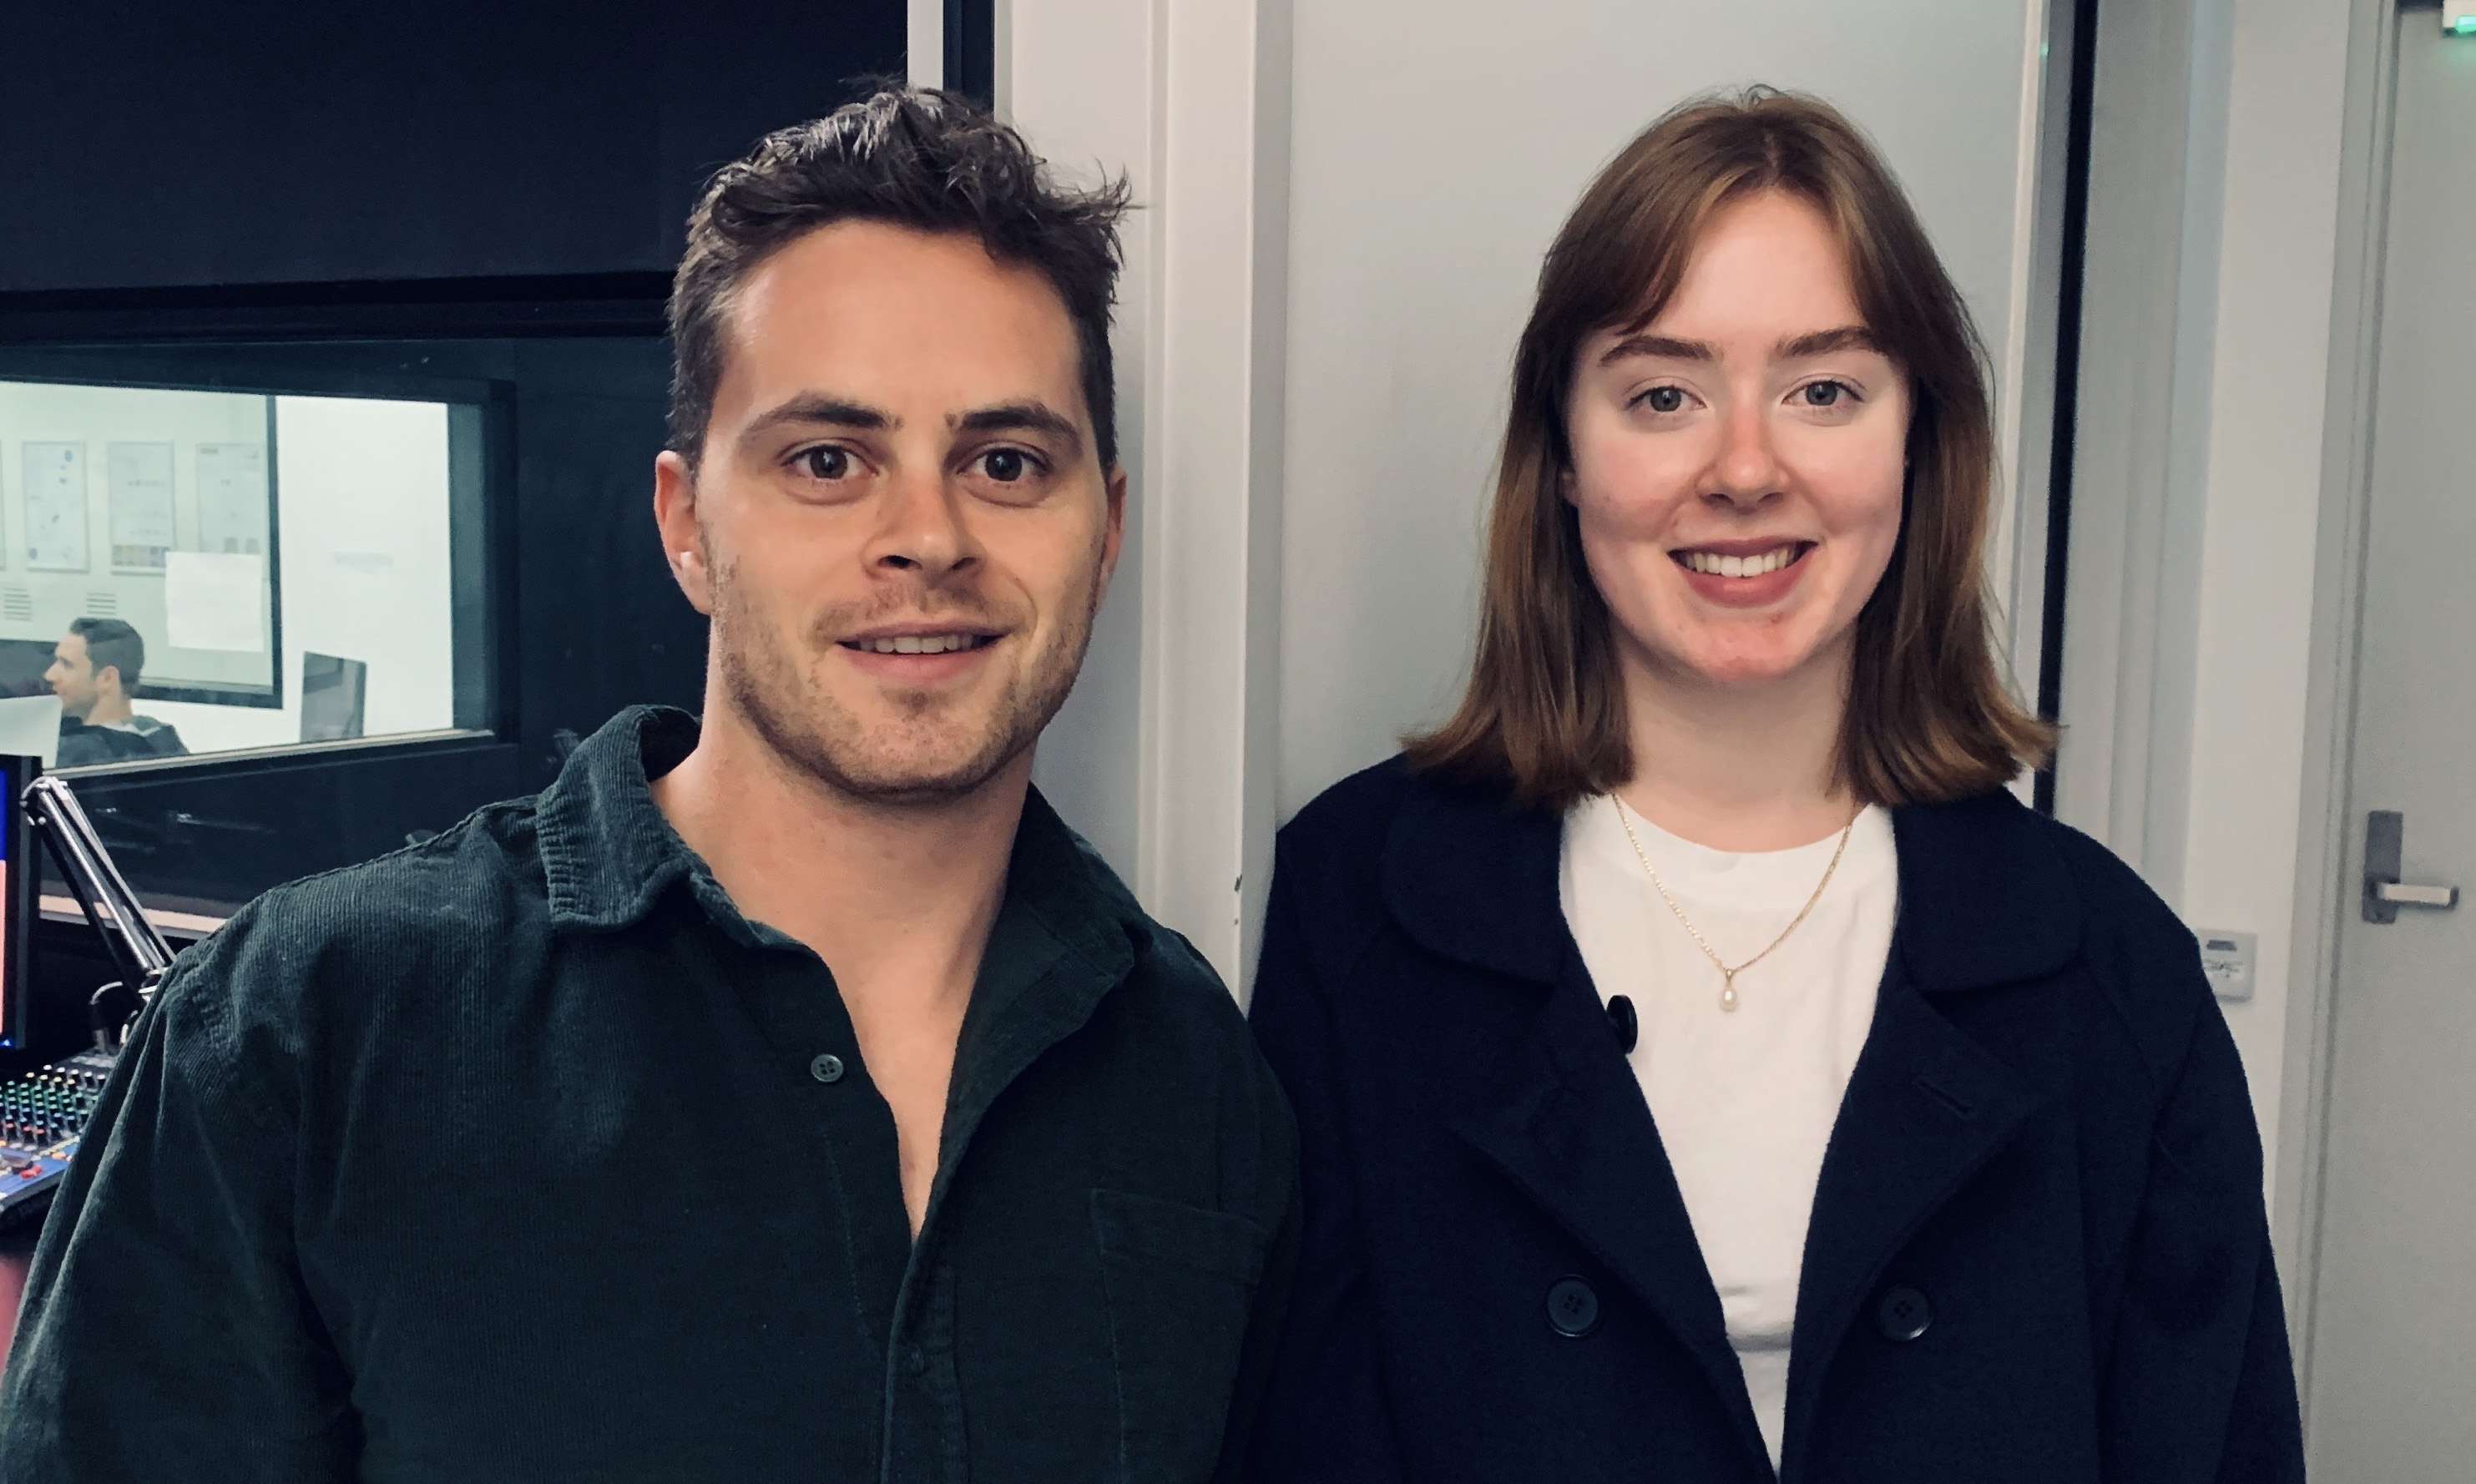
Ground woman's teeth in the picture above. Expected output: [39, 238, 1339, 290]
[851, 633, 987, 654]
[1680, 547, 1800, 578]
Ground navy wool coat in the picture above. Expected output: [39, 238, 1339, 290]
[1245, 759, 2303, 1484]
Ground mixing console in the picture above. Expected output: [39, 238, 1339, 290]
[0, 1052, 117, 1220]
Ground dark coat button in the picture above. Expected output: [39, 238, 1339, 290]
[1546, 1277, 1600, 1338]
[1876, 1285, 1932, 1341]
[810, 1053, 846, 1083]
[1606, 995, 1639, 1053]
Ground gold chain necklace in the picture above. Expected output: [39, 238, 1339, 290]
[1609, 795, 1857, 1012]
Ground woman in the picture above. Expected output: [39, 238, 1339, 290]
[1245, 92, 2302, 1483]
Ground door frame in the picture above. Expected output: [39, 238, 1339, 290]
[2272, 0, 2408, 1399]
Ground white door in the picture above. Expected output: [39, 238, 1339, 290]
[2304, 12, 2476, 1478]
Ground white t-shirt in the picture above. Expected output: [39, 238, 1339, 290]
[1559, 796, 1898, 1471]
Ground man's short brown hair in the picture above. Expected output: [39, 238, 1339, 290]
[666, 86, 1132, 473]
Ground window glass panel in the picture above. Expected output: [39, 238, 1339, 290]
[0, 374, 483, 766]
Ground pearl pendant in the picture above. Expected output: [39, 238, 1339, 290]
[1720, 975, 1739, 1012]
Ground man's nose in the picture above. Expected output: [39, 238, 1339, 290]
[864, 462, 981, 579]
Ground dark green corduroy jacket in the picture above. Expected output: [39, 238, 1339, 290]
[0, 707, 1299, 1483]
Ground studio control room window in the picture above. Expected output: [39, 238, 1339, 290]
[0, 369, 489, 770]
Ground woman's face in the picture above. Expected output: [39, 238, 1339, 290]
[1564, 189, 1909, 694]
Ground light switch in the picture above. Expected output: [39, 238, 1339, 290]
[2198, 930, 2256, 1002]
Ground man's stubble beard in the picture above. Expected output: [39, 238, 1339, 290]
[710, 543, 1106, 809]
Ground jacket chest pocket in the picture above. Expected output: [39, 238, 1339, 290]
[1090, 1188, 1266, 1484]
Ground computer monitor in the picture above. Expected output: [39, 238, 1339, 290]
[0, 756, 38, 1055]
[300, 653, 366, 744]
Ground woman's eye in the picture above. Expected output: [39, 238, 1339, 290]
[979, 448, 1030, 482]
[1640, 386, 1686, 414]
[799, 447, 851, 480]
[1801, 381, 1851, 408]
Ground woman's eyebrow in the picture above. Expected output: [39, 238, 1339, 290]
[1597, 332, 1715, 366]
[1779, 326, 1880, 358]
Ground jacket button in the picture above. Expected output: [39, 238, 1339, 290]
[810, 1053, 846, 1083]
[1546, 1277, 1599, 1338]
[1876, 1285, 1932, 1341]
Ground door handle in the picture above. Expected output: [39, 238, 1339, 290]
[2364, 810, 2461, 924]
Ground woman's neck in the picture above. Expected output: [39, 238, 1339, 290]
[1611, 639, 1857, 852]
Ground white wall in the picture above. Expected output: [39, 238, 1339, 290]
[1274, 1, 2053, 817]
[2174, 0, 2356, 1214]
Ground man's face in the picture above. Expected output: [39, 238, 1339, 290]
[44, 634, 99, 720]
[654, 220, 1124, 805]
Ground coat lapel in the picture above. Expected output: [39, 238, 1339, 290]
[1448, 961, 1775, 1471]
[1776, 955, 2040, 1474]
[1778, 790, 2083, 1477]
[1387, 776, 1773, 1470]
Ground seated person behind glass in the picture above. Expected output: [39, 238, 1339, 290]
[45, 618, 187, 766]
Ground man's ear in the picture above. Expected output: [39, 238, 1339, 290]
[1099, 464, 1128, 587]
[94, 664, 120, 697]
[653, 450, 716, 616]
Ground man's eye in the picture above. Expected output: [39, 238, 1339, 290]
[979, 448, 1029, 482]
[1640, 386, 1686, 414]
[1801, 381, 1850, 407]
[799, 447, 851, 479]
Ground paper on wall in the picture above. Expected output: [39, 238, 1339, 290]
[164, 552, 266, 654]
[22, 442, 88, 573]
[195, 443, 269, 557]
[108, 442, 176, 571]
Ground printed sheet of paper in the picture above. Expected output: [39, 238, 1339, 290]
[108, 442, 176, 572]
[195, 442, 269, 557]
[22, 442, 88, 573]
[164, 551, 266, 654]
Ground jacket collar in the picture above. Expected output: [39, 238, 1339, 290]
[538, 705, 707, 932]
[1381, 770, 2082, 993]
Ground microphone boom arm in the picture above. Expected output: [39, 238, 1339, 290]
[23, 775, 174, 1049]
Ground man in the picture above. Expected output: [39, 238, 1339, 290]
[44, 618, 187, 765]
[0, 88, 1296, 1481]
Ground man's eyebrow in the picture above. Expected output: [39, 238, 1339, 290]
[954, 401, 1084, 452]
[1780, 326, 1882, 358]
[739, 394, 896, 447]
[1598, 333, 1716, 366]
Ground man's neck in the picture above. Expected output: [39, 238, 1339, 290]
[1612, 639, 1856, 853]
[85, 695, 134, 728]
[649, 705, 1026, 1017]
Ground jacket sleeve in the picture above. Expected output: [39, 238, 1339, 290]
[1242, 856, 1410, 1483]
[2100, 987, 2305, 1483]
[0, 946, 355, 1481]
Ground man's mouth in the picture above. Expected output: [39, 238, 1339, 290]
[838, 633, 998, 656]
[1671, 542, 1813, 578]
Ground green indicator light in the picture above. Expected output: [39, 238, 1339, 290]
[2458, 16, 2476, 34]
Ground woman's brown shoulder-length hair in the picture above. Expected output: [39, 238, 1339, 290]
[1404, 88, 2053, 812]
